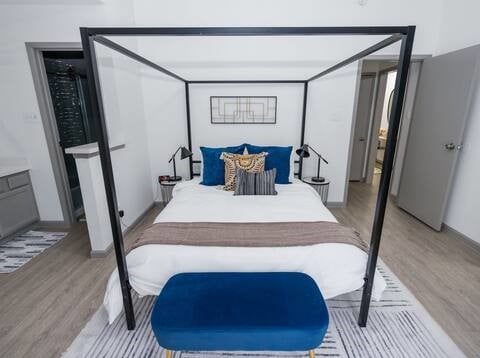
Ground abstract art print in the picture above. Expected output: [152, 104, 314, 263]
[210, 96, 277, 124]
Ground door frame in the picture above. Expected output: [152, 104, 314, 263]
[26, 42, 83, 228]
[345, 54, 429, 204]
[364, 65, 398, 184]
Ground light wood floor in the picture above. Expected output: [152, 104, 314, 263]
[0, 179, 479, 357]
[331, 178, 480, 357]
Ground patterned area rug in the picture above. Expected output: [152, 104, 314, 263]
[64, 265, 464, 358]
[0, 231, 67, 273]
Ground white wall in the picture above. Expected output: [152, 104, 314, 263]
[305, 65, 359, 203]
[444, 78, 480, 243]
[436, 0, 480, 55]
[96, 45, 154, 227]
[132, 0, 442, 55]
[188, 83, 303, 155]
[142, 69, 361, 204]
[141, 71, 188, 201]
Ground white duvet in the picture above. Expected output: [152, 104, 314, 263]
[104, 178, 386, 324]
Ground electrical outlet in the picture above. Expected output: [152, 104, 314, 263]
[119, 210, 124, 218]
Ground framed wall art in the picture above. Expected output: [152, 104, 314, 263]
[210, 96, 277, 124]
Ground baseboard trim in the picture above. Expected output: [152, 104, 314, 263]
[89, 203, 155, 258]
[327, 201, 345, 208]
[443, 224, 480, 250]
[90, 244, 113, 258]
[122, 203, 156, 236]
[36, 220, 71, 231]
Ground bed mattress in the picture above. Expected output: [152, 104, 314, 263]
[104, 178, 386, 324]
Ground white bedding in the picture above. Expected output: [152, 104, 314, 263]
[104, 178, 386, 324]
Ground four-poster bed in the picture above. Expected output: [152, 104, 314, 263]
[79, 26, 416, 330]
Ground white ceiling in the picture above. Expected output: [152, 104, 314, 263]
[102, 34, 401, 80]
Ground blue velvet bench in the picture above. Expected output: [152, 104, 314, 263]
[151, 272, 329, 358]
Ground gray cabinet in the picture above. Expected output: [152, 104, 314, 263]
[0, 171, 39, 239]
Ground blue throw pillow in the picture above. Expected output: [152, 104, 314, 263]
[245, 144, 292, 184]
[200, 145, 246, 186]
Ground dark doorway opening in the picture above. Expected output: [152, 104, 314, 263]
[42, 50, 97, 218]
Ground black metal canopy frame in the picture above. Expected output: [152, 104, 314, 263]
[79, 26, 415, 330]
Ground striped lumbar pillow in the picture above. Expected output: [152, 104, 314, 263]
[234, 168, 278, 196]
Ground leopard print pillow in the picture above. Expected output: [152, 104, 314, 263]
[221, 152, 267, 191]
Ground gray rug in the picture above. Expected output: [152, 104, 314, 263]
[0, 230, 67, 273]
[64, 264, 465, 358]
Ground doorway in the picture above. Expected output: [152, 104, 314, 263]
[27, 43, 97, 226]
[42, 51, 97, 218]
[349, 59, 422, 191]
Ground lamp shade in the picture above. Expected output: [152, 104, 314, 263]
[180, 146, 193, 160]
[295, 144, 310, 158]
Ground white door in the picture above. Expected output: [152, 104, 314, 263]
[397, 45, 480, 230]
[350, 74, 375, 181]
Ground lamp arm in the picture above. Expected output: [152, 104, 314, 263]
[168, 146, 182, 163]
[305, 144, 321, 157]
[306, 144, 328, 164]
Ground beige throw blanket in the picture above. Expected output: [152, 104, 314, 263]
[132, 222, 368, 252]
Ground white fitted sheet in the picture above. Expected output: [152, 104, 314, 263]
[104, 178, 386, 323]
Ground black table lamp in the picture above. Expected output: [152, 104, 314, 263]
[296, 144, 328, 182]
[168, 146, 193, 182]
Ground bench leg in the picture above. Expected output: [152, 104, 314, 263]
[309, 350, 315, 358]
[165, 349, 172, 358]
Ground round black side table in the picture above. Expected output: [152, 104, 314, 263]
[301, 177, 330, 204]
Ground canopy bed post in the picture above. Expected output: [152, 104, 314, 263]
[299, 81, 308, 179]
[80, 28, 136, 329]
[358, 26, 415, 327]
[185, 82, 194, 179]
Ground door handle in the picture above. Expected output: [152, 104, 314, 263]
[444, 142, 456, 150]
[359, 137, 365, 142]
